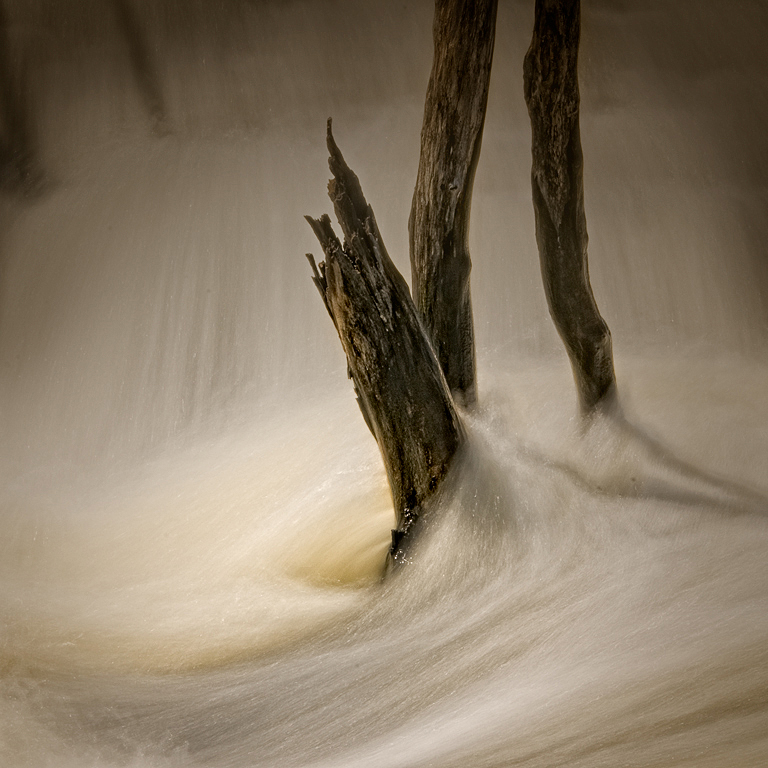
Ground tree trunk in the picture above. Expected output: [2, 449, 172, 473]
[306, 121, 463, 564]
[524, 0, 616, 412]
[409, 0, 498, 407]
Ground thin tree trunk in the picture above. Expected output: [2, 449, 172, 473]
[306, 121, 463, 564]
[524, 0, 616, 412]
[409, 0, 498, 407]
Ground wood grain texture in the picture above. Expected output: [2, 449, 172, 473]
[409, 0, 498, 407]
[524, 0, 616, 412]
[307, 121, 463, 564]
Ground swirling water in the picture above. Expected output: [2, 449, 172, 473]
[3, 359, 768, 768]
[1, 1, 768, 766]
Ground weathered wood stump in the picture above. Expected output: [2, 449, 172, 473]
[306, 121, 463, 564]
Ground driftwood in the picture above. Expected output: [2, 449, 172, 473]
[409, 0, 498, 407]
[524, 0, 616, 412]
[306, 121, 463, 563]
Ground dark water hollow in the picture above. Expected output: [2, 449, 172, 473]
[1, 1, 767, 766]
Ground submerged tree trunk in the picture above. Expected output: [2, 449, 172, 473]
[409, 0, 498, 407]
[524, 0, 616, 412]
[306, 121, 463, 564]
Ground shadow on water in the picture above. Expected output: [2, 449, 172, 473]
[518, 400, 768, 519]
[608, 409, 768, 514]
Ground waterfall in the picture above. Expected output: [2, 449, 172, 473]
[1, 2, 767, 766]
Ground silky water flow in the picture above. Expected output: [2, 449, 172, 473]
[1, 2, 767, 767]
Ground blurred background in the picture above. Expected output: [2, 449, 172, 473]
[0, 0, 766, 469]
[2, 4, 768, 767]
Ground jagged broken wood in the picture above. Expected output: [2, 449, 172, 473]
[524, 0, 616, 412]
[409, 0, 498, 407]
[306, 121, 463, 563]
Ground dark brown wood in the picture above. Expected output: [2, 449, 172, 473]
[307, 120, 464, 563]
[409, 0, 498, 407]
[524, 0, 616, 412]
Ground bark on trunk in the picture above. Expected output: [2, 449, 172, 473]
[524, 0, 616, 412]
[409, 0, 498, 407]
[306, 120, 463, 563]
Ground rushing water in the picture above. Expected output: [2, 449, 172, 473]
[1, 1, 768, 766]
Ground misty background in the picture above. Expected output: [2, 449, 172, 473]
[0, 0, 767, 468]
[2, 4, 768, 767]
